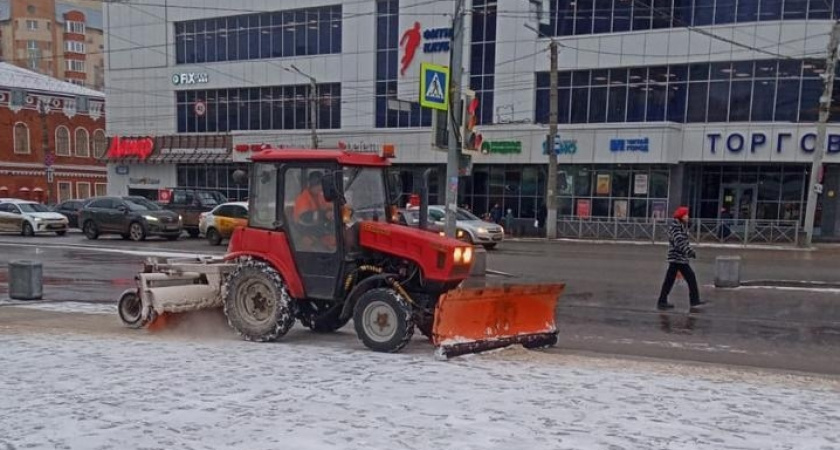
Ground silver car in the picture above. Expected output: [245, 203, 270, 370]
[403, 206, 504, 249]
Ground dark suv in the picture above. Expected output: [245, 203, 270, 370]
[158, 188, 226, 238]
[54, 199, 88, 228]
[79, 196, 182, 241]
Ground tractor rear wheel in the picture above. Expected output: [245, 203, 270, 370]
[353, 288, 414, 353]
[223, 259, 296, 342]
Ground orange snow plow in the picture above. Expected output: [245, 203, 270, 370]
[431, 284, 565, 358]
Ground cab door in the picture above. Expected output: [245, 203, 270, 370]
[279, 165, 344, 300]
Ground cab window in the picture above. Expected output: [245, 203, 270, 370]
[249, 164, 278, 229]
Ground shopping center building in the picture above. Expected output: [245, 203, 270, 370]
[104, 0, 840, 238]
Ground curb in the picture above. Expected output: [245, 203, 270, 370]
[503, 237, 813, 251]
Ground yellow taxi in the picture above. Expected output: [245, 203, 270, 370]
[198, 201, 248, 246]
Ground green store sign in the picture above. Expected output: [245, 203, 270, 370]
[480, 141, 522, 155]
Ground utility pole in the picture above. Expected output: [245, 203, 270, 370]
[287, 64, 318, 148]
[38, 98, 54, 205]
[444, 0, 465, 238]
[803, 21, 840, 247]
[546, 39, 559, 239]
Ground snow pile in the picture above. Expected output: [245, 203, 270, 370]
[0, 332, 838, 450]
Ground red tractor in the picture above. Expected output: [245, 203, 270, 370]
[117, 147, 563, 357]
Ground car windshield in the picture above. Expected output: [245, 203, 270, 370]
[124, 199, 155, 212]
[126, 198, 161, 211]
[456, 208, 480, 221]
[196, 191, 224, 207]
[343, 167, 387, 222]
[17, 203, 51, 213]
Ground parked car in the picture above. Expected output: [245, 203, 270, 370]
[157, 188, 227, 238]
[199, 201, 249, 246]
[405, 205, 504, 249]
[54, 199, 89, 228]
[0, 200, 69, 236]
[79, 196, 182, 241]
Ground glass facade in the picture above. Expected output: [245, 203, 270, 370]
[175, 84, 341, 133]
[556, 165, 671, 219]
[176, 164, 250, 201]
[539, 0, 837, 37]
[174, 5, 342, 65]
[535, 59, 832, 124]
[375, 0, 431, 128]
[684, 164, 809, 221]
[469, 0, 497, 125]
[460, 165, 548, 219]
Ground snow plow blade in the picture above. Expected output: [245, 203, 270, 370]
[432, 284, 564, 359]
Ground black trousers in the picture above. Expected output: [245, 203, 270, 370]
[658, 262, 700, 305]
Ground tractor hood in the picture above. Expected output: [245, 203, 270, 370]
[357, 221, 473, 282]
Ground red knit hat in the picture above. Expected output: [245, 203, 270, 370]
[673, 206, 690, 220]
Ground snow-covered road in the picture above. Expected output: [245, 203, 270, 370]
[0, 330, 838, 450]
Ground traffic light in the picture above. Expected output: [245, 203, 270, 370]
[461, 90, 483, 152]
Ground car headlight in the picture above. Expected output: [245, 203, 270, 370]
[476, 227, 487, 234]
[453, 247, 463, 263]
[457, 229, 464, 238]
[144, 216, 159, 222]
[33, 218, 42, 222]
[463, 247, 473, 264]
[179, 215, 183, 222]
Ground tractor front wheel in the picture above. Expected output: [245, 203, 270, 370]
[353, 288, 414, 353]
[223, 259, 296, 342]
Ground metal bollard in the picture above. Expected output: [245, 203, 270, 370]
[8, 260, 43, 300]
[714, 256, 741, 288]
[470, 246, 487, 277]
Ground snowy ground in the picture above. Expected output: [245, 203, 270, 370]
[1, 327, 838, 450]
[0, 299, 116, 315]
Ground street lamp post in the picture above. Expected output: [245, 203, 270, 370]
[285, 65, 319, 149]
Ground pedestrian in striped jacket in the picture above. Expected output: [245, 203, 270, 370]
[657, 206, 709, 310]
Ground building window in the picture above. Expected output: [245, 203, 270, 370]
[75, 128, 90, 157]
[26, 20, 38, 30]
[77, 96, 89, 113]
[174, 5, 342, 65]
[540, 0, 840, 37]
[77, 182, 91, 199]
[65, 41, 86, 53]
[66, 79, 85, 86]
[535, 58, 833, 124]
[55, 126, 71, 156]
[374, 0, 431, 128]
[27, 40, 38, 51]
[175, 84, 341, 133]
[92, 129, 106, 158]
[57, 182, 72, 202]
[13, 123, 30, 154]
[177, 163, 250, 201]
[66, 21, 85, 34]
[66, 60, 85, 72]
[469, 0, 497, 125]
[95, 183, 107, 196]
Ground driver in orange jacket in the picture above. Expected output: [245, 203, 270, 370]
[293, 171, 335, 250]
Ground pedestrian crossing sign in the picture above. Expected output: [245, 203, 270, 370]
[420, 63, 450, 111]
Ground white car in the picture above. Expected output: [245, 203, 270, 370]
[0, 199, 69, 236]
[406, 206, 505, 249]
[198, 201, 249, 246]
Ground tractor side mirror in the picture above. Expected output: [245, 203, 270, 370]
[232, 170, 248, 185]
[322, 170, 344, 203]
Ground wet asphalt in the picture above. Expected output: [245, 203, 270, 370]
[1, 232, 839, 375]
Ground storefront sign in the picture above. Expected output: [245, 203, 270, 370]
[613, 200, 628, 219]
[194, 101, 206, 116]
[172, 72, 209, 85]
[158, 189, 172, 203]
[160, 147, 228, 155]
[235, 143, 272, 153]
[115, 165, 129, 175]
[338, 141, 380, 152]
[707, 131, 840, 154]
[543, 137, 577, 155]
[634, 174, 648, 195]
[610, 138, 650, 152]
[129, 177, 160, 185]
[481, 141, 522, 155]
[652, 200, 667, 219]
[107, 136, 154, 160]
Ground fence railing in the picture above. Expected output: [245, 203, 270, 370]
[507, 218, 801, 245]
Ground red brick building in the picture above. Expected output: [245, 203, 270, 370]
[0, 62, 105, 204]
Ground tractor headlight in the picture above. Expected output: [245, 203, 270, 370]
[453, 247, 463, 263]
[463, 246, 473, 264]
